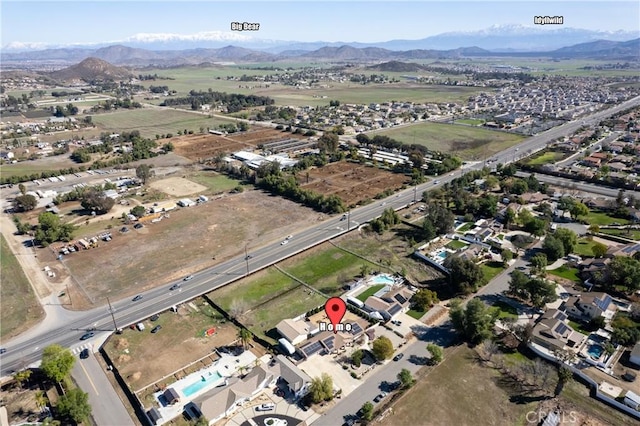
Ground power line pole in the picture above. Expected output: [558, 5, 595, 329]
[107, 297, 118, 331]
[244, 244, 250, 275]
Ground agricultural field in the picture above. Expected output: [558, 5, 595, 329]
[0, 153, 80, 179]
[53, 189, 320, 307]
[135, 66, 488, 106]
[0, 234, 44, 339]
[300, 161, 411, 207]
[171, 127, 302, 160]
[104, 298, 238, 392]
[371, 121, 525, 160]
[90, 107, 234, 139]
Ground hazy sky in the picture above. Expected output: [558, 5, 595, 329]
[2, 1, 639, 46]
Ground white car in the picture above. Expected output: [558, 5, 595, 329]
[281, 240, 289, 245]
[255, 403, 275, 411]
[286, 235, 293, 240]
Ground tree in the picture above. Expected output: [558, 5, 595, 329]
[608, 256, 640, 291]
[411, 288, 439, 311]
[190, 417, 209, 426]
[588, 224, 600, 234]
[41, 344, 75, 383]
[397, 368, 415, 388]
[426, 203, 454, 235]
[351, 349, 363, 367]
[449, 298, 498, 344]
[543, 235, 565, 261]
[56, 388, 92, 424]
[592, 242, 608, 258]
[309, 373, 334, 403]
[13, 369, 32, 390]
[554, 366, 573, 396]
[371, 336, 394, 361]
[444, 256, 487, 294]
[18, 183, 26, 195]
[136, 164, 154, 185]
[238, 328, 253, 350]
[360, 401, 374, 422]
[504, 207, 516, 229]
[501, 249, 513, 266]
[130, 205, 146, 218]
[422, 218, 436, 241]
[162, 142, 175, 152]
[81, 187, 115, 214]
[426, 344, 443, 365]
[35, 212, 75, 246]
[13, 194, 37, 211]
[554, 228, 577, 255]
[360, 264, 371, 278]
[530, 253, 548, 275]
[569, 202, 589, 220]
[317, 132, 339, 153]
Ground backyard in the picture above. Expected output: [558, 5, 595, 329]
[547, 265, 581, 283]
[584, 210, 630, 226]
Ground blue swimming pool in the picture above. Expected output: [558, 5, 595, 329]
[182, 371, 223, 397]
[587, 344, 604, 359]
[437, 252, 448, 260]
[371, 274, 395, 285]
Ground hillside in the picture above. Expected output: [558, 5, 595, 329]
[49, 57, 134, 82]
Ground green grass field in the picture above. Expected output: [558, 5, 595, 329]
[526, 151, 565, 166]
[371, 122, 525, 160]
[599, 228, 640, 241]
[356, 284, 385, 302]
[187, 172, 242, 194]
[91, 108, 235, 138]
[573, 238, 598, 257]
[0, 234, 44, 339]
[491, 300, 518, 319]
[455, 119, 484, 125]
[481, 261, 505, 282]
[584, 210, 630, 226]
[547, 265, 581, 282]
[446, 240, 468, 250]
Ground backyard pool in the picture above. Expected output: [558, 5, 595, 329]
[182, 371, 223, 397]
[437, 252, 448, 260]
[370, 274, 395, 285]
[587, 344, 604, 359]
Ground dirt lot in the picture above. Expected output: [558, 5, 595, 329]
[104, 299, 238, 393]
[172, 128, 305, 160]
[300, 162, 410, 207]
[57, 189, 320, 307]
[149, 176, 207, 197]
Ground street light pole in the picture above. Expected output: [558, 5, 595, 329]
[244, 244, 249, 275]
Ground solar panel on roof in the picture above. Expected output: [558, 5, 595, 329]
[554, 323, 569, 335]
[394, 294, 407, 304]
[595, 294, 612, 311]
[322, 336, 335, 350]
[301, 341, 323, 357]
[388, 304, 402, 316]
[350, 323, 363, 335]
[555, 311, 567, 321]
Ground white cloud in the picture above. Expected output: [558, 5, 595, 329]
[123, 31, 254, 43]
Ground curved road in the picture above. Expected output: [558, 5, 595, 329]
[2, 95, 640, 376]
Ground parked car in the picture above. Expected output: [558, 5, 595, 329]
[151, 325, 162, 334]
[393, 353, 404, 361]
[80, 332, 94, 341]
[80, 348, 90, 359]
[150, 314, 160, 321]
[255, 403, 275, 411]
[133, 223, 143, 229]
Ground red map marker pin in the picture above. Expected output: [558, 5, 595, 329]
[325, 297, 347, 334]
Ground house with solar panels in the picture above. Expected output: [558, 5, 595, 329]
[560, 292, 617, 323]
[530, 309, 588, 353]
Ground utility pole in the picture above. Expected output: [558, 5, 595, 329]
[107, 297, 118, 331]
[244, 244, 250, 275]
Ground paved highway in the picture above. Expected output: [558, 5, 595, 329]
[514, 171, 640, 199]
[2, 96, 640, 377]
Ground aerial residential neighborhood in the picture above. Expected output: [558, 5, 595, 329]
[1, 2, 640, 426]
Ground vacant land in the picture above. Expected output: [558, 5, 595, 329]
[0, 153, 80, 179]
[380, 346, 534, 426]
[372, 122, 525, 160]
[149, 176, 207, 197]
[526, 151, 566, 166]
[187, 172, 243, 194]
[584, 210, 630, 226]
[91, 108, 234, 139]
[59, 190, 319, 305]
[300, 162, 410, 207]
[209, 243, 377, 344]
[104, 299, 238, 391]
[0, 234, 44, 339]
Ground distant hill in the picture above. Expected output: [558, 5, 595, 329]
[366, 61, 425, 72]
[50, 57, 133, 82]
[550, 38, 640, 60]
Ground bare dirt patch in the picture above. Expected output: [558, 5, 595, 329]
[59, 189, 320, 304]
[104, 299, 240, 392]
[149, 176, 207, 197]
[300, 162, 410, 207]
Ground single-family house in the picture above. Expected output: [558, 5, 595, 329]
[630, 342, 640, 367]
[276, 319, 311, 346]
[560, 292, 616, 322]
[530, 309, 587, 353]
